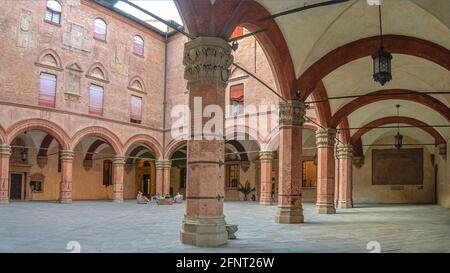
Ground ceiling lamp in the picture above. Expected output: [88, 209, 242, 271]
[394, 104, 403, 149]
[372, 3, 392, 86]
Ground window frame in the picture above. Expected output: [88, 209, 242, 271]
[93, 18, 107, 41]
[44, 0, 62, 25]
[88, 84, 104, 116]
[38, 72, 57, 108]
[130, 95, 143, 124]
[133, 35, 144, 57]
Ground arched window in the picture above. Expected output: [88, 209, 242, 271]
[94, 18, 107, 41]
[45, 0, 62, 24]
[133, 35, 144, 56]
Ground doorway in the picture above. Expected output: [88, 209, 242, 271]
[10, 173, 23, 200]
[142, 174, 150, 197]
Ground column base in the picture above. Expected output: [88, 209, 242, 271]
[337, 200, 353, 209]
[113, 199, 124, 203]
[180, 215, 228, 247]
[259, 199, 272, 206]
[0, 199, 9, 204]
[59, 199, 72, 204]
[316, 202, 336, 214]
[275, 206, 304, 224]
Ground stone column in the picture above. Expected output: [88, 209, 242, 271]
[180, 37, 233, 246]
[315, 128, 336, 214]
[259, 151, 273, 206]
[337, 144, 353, 208]
[112, 156, 126, 203]
[275, 100, 306, 224]
[59, 150, 74, 204]
[156, 160, 171, 196]
[0, 145, 11, 204]
[334, 149, 340, 207]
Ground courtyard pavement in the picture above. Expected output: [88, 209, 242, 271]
[0, 201, 449, 253]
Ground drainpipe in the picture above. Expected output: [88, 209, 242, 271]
[161, 32, 169, 195]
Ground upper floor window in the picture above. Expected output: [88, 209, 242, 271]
[45, 0, 61, 24]
[130, 96, 142, 124]
[39, 73, 57, 108]
[229, 83, 244, 116]
[94, 18, 107, 41]
[89, 84, 104, 116]
[133, 35, 144, 56]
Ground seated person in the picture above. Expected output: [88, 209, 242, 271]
[174, 192, 183, 203]
[136, 191, 150, 204]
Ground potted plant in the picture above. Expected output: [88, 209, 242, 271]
[237, 181, 255, 201]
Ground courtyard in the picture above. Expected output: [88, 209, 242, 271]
[0, 201, 449, 253]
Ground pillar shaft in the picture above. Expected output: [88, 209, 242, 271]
[156, 160, 171, 196]
[0, 145, 11, 204]
[259, 151, 273, 206]
[337, 144, 353, 208]
[59, 150, 74, 204]
[180, 37, 233, 247]
[275, 100, 306, 224]
[316, 129, 336, 214]
[112, 156, 126, 203]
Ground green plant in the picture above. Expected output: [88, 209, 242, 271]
[237, 181, 255, 201]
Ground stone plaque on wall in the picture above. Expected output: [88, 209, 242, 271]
[62, 23, 92, 53]
[16, 9, 35, 48]
[372, 148, 423, 185]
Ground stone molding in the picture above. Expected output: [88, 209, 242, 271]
[259, 151, 273, 162]
[183, 37, 233, 88]
[279, 100, 306, 128]
[0, 145, 11, 156]
[112, 156, 126, 165]
[155, 160, 171, 169]
[316, 128, 336, 148]
[59, 150, 74, 162]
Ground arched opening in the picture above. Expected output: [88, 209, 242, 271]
[169, 144, 187, 197]
[124, 144, 157, 198]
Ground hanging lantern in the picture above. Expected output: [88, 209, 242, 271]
[394, 132, 403, 149]
[373, 4, 392, 86]
[372, 46, 392, 86]
[21, 149, 28, 161]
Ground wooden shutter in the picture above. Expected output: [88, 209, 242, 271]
[39, 73, 56, 107]
[230, 83, 244, 102]
[130, 96, 142, 123]
[89, 84, 103, 115]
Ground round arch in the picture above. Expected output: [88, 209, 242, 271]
[6, 119, 70, 149]
[298, 35, 450, 98]
[329, 90, 450, 128]
[70, 126, 123, 155]
[164, 139, 187, 160]
[0, 124, 6, 144]
[123, 134, 162, 159]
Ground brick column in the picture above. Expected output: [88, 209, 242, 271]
[156, 160, 171, 196]
[337, 144, 353, 208]
[259, 151, 273, 206]
[315, 128, 336, 214]
[275, 100, 306, 224]
[112, 156, 126, 203]
[59, 150, 74, 204]
[180, 37, 233, 246]
[0, 145, 11, 204]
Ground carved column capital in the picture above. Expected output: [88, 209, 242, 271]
[315, 128, 336, 148]
[112, 156, 126, 165]
[59, 150, 74, 162]
[259, 151, 273, 163]
[0, 145, 11, 156]
[337, 144, 353, 159]
[156, 160, 171, 169]
[279, 100, 306, 128]
[183, 37, 233, 88]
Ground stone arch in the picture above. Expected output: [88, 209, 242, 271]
[226, 140, 250, 162]
[225, 124, 263, 148]
[70, 126, 123, 155]
[127, 76, 146, 93]
[309, 81, 332, 128]
[36, 48, 63, 70]
[123, 134, 162, 160]
[330, 90, 450, 128]
[164, 139, 187, 160]
[6, 119, 70, 149]
[86, 62, 109, 82]
[0, 124, 6, 144]
[298, 35, 450, 98]
[350, 116, 446, 156]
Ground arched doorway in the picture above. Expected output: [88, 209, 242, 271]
[124, 144, 157, 198]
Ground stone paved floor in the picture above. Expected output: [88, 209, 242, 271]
[0, 201, 449, 253]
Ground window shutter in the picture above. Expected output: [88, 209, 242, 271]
[230, 83, 244, 102]
[89, 85, 104, 115]
[130, 96, 142, 123]
[39, 73, 57, 107]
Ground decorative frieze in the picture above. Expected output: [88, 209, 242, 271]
[315, 128, 336, 148]
[183, 37, 233, 88]
[278, 100, 306, 128]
